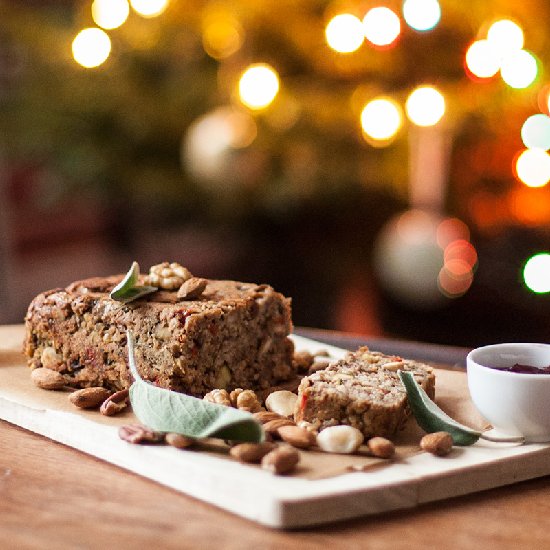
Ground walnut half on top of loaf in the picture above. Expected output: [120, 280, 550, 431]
[24, 267, 296, 397]
[294, 346, 435, 439]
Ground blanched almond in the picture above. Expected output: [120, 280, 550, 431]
[265, 390, 298, 417]
[317, 425, 364, 454]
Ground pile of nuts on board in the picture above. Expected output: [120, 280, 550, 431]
[30, 367, 130, 416]
[31, 349, 455, 476]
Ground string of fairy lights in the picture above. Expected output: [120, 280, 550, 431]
[70, 0, 550, 296]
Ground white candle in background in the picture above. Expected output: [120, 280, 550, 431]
[408, 123, 452, 213]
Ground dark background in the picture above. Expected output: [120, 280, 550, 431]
[1, 0, 549, 347]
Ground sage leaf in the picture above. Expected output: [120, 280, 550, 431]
[110, 261, 157, 303]
[126, 331, 264, 443]
[399, 370, 481, 446]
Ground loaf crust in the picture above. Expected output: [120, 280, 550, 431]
[24, 275, 295, 396]
[294, 346, 435, 438]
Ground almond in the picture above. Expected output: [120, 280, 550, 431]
[277, 425, 316, 449]
[265, 390, 298, 417]
[253, 411, 282, 424]
[165, 433, 195, 449]
[261, 446, 300, 474]
[177, 277, 207, 300]
[31, 368, 66, 390]
[229, 442, 276, 463]
[69, 387, 112, 409]
[367, 436, 395, 459]
[263, 417, 296, 436]
[420, 431, 453, 456]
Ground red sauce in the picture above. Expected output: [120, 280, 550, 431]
[490, 363, 550, 374]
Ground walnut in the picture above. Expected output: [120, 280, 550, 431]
[203, 388, 231, 407]
[231, 389, 262, 412]
[229, 388, 244, 407]
[145, 262, 193, 290]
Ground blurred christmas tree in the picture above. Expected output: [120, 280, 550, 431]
[1, 0, 549, 342]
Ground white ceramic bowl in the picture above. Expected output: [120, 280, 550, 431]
[467, 343, 550, 443]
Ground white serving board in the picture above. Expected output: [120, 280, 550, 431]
[2, 326, 550, 528]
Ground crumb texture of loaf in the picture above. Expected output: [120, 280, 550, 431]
[294, 347, 435, 439]
[24, 276, 295, 396]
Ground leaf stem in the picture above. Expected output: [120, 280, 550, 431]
[126, 330, 142, 383]
[479, 432, 525, 443]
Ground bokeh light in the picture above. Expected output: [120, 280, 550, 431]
[405, 86, 445, 126]
[521, 114, 550, 151]
[515, 149, 550, 188]
[402, 0, 441, 32]
[374, 210, 445, 308]
[325, 14, 364, 53]
[500, 49, 538, 89]
[436, 217, 476, 298]
[91, 0, 129, 30]
[72, 28, 111, 68]
[436, 218, 470, 249]
[438, 262, 474, 297]
[509, 187, 550, 226]
[360, 98, 403, 142]
[202, 14, 244, 59]
[444, 239, 478, 269]
[184, 106, 257, 183]
[487, 19, 524, 58]
[238, 64, 280, 110]
[523, 253, 550, 294]
[130, 0, 169, 18]
[465, 40, 501, 79]
[363, 7, 401, 47]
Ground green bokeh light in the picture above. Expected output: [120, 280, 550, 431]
[523, 253, 550, 294]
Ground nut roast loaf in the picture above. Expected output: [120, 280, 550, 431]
[24, 273, 296, 396]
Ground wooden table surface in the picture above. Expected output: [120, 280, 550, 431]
[1, 328, 550, 549]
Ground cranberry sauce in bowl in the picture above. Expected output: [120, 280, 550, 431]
[467, 343, 550, 442]
[489, 363, 550, 374]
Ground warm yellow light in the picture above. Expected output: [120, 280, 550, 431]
[515, 149, 550, 188]
[325, 14, 364, 53]
[403, 0, 441, 32]
[91, 0, 129, 30]
[72, 28, 111, 68]
[487, 19, 524, 57]
[363, 7, 401, 47]
[500, 49, 538, 89]
[360, 98, 403, 141]
[405, 86, 445, 126]
[202, 15, 243, 60]
[465, 40, 501, 79]
[238, 64, 280, 110]
[130, 0, 169, 18]
[521, 114, 550, 151]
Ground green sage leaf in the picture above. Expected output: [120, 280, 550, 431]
[110, 261, 157, 303]
[399, 370, 480, 446]
[126, 331, 264, 443]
